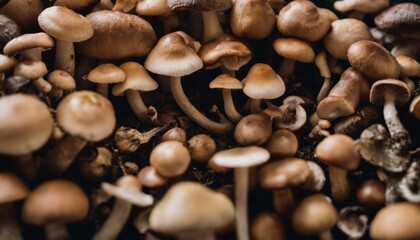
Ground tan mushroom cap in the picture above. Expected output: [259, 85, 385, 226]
[370, 79, 410, 107]
[210, 146, 270, 168]
[56, 91, 116, 142]
[38, 6, 93, 42]
[265, 130, 298, 158]
[3, 32, 54, 57]
[136, 0, 172, 16]
[112, 62, 158, 96]
[396, 55, 420, 77]
[145, 32, 203, 77]
[137, 166, 167, 188]
[0, 54, 17, 72]
[317, 96, 357, 120]
[149, 181, 235, 235]
[370, 202, 420, 240]
[0, 172, 30, 204]
[315, 134, 360, 170]
[85, 63, 125, 85]
[410, 95, 420, 119]
[243, 63, 286, 100]
[14, 60, 48, 79]
[54, 0, 99, 10]
[0, 94, 53, 155]
[323, 19, 373, 60]
[334, 0, 389, 13]
[273, 38, 315, 63]
[47, 70, 76, 91]
[149, 141, 191, 177]
[22, 180, 89, 225]
[77, 11, 156, 60]
[209, 74, 243, 90]
[258, 158, 310, 190]
[234, 113, 273, 146]
[167, 0, 232, 11]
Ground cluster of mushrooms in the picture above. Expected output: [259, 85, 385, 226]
[0, 0, 419, 239]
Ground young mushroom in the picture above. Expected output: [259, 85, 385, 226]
[137, 166, 168, 189]
[85, 63, 125, 98]
[356, 179, 386, 208]
[47, 70, 76, 99]
[234, 113, 272, 146]
[265, 130, 298, 158]
[396, 55, 420, 96]
[13, 60, 52, 94]
[187, 134, 217, 163]
[250, 211, 286, 240]
[160, 127, 187, 143]
[149, 141, 191, 178]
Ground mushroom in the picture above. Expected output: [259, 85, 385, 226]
[314, 51, 332, 103]
[112, 0, 137, 12]
[137, 166, 168, 189]
[0, 0, 44, 32]
[398, 159, 420, 202]
[114, 126, 165, 153]
[356, 179, 386, 208]
[13, 60, 52, 93]
[112, 62, 159, 124]
[0, 14, 20, 52]
[93, 175, 153, 240]
[0, 54, 17, 81]
[145, 31, 233, 134]
[85, 63, 125, 97]
[334, 0, 389, 20]
[265, 129, 298, 158]
[337, 206, 368, 239]
[78, 147, 112, 181]
[3, 32, 54, 61]
[250, 211, 286, 240]
[410, 95, 420, 119]
[187, 134, 217, 163]
[396, 55, 420, 96]
[149, 181, 235, 240]
[160, 127, 187, 143]
[40, 91, 116, 176]
[273, 96, 307, 131]
[22, 180, 89, 240]
[135, 0, 177, 34]
[315, 134, 361, 203]
[149, 141, 191, 178]
[210, 146, 270, 240]
[46, 70, 76, 99]
[302, 161, 326, 192]
[38, 6, 94, 75]
[234, 113, 272, 146]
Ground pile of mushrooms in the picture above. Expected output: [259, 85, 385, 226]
[0, 0, 419, 239]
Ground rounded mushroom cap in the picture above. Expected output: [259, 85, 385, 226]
[47, 70, 76, 91]
[234, 113, 272, 146]
[22, 180, 89, 225]
[315, 134, 360, 170]
[356, 179, 386, 208]
[348, 40, 400, 80]
[370, 202, 420, 240]
[54, 0, 99, 10]
[187, 134, 217, 162]
[0, 94, 53, 155]
[317, 96, 356, 120]
[56, 90, 116, 142]
[265, 129, 298, 158]
[370, 79, 410, 107]
[209, 74, 243, 90]
[0, 54, 17, 72]
[85, 63, 125, 85]
[14, 60, 48, 79]
[334, 0, 389, 14]
[38, 6, 93, 42]
[243, 63, 285, 100]
[136, 0, 172, 16]
[210, 146, 270, 169]
[323, 19, 373, 60]
[167, 0, 232, 11]
[396, 55, 420, 78]
[251, 211, 287, 240]
[0, 172, 29, 204]
[258, 158, 310, 190]
[149, 181, 235, 235]
[3, 32, 54, 57]
[137, 166, 167, 188]
[292, 194, 338, 235]
[149, 141, 191, 177]
[145, 32, 203, 77]
[273, 38, 315, 63]
[112, 62, 158, 96]
[77, 11, 156, 59]
[410, 95, 420, 119]
[0, 14, 21, 51]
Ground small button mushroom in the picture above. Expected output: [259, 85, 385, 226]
[78, 147, 112, 180]
[356, 179, 386, 208]
[234, 113, 272, 146]
[14, 60, 52, 93]
[0, 14, 20, 51]
[137, 166, 168, 188]
[149, 181, 235, 240]
[150, 141, 191, 178]
[3, 32, 54, 61]
[250, 211, 287, 240]
[334, 0, 389, 20]
[22, 180, 89, 240]
[187, 134, 217, 163]
[265, 130, 298, 158]
[47, 70, 76, 99]
[337, 206, 368, 239]
[114, 126, 165, 153]
[410, 95, 420, 119]
[160, 127, 187, 143]
[370, 202, 420, 240]
[85, 63, 125, 97]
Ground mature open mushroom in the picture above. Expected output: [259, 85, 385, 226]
[46, 70, 76, 99]
[114, 126, 165, 153]
[13, 60, 52, 93]
[337, 206, 368, 239]
[3, 32, 54, 61]
[85, 63, 125, 97]
[0, 0, 44, 33]
[396, 55, 420, 96]
[273, 96, 307, 131]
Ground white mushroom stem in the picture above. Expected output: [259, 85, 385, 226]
[15, 153, 37, 181]
[32, 77, 52, 94]
[92, 198, 132, 240]
[201, 11, 224, 44]
[177, 231, 215, 240]
[383, 94, 410, 140]
[126, 89, 158, 125]
[222, 89, 243, 123]
[97, 83, 109, 98]
[250, 98, 263, 113]
[329, 166, 350, 203]
[278, 58, 296, 79]
[55, 40, 75, 76]
[170, 76, 233, 134]
[235, 167, 250, 240]
[45, 223, 69, 240]
[318, 230, 334, 240]
[0, 203, 24, 240]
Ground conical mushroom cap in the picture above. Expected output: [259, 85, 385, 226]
[243, 63, 285, 100]
[112, 62, 158, 96]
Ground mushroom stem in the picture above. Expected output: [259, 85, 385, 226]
[177, 231, 215, 240]
[32, 77, 52, 94]
[126, 89, 156, 125]
[317, 78, 331, 103]
[315, 52, 331, 103]
[170, 76, 233, 134]
[278, 58, 296, 79]
[0, 203, 24, 240]
[15, 153, 37, 181]
[201, 11, 223, 44]
[250, 99, 263, 113]
[235, 167, 250, 240]
[318, 230, 334, 240]
[54, 40, 75, 76]
[222, 89, 242, 123]
[96, 83, 109, 98]
[44, 223, 69, 240]
[92, 198, 132, 240]
[329, 166, 350, 203]
[383, 95, 410, 140]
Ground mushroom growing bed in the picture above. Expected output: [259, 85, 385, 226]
[0, 0, 419, 239]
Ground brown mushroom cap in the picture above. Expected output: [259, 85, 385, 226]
[370, 79, 410, 107]
[149, 141, 191, 177]
[22, 180, 89, 225]
[56, 90, 116, 142]
[0, 0, 44, 33]
[0, 54, 17, 72]
[209, 74, 243, 90]
[396, 55, 420, 78]
[3, 32, 54, 57]
[137, 166, 167, 188]
[85, 63, 126, 85]
[136, 0, 172, 16]
[315, 134, 360, 170]
[370, 202, 420, 239]
[210, 146, 270, 169]
[77, 11, 156, 59]
[187, 134, 217, 162]
[410, 95, 420, 119]
[112, 62, 158, 96]
[265, 130, 298, 157]
[356, 179, 386, 208]
[243, 63, 286, 100]
[0, 94, 53, 155]
[167, 0, 232, 11]
[273, 38, 315, 63]
[0, 172, 29, 204]
[0, 14, 21, 51]
[14, 60, 48, 79]
[47, 70, 76, 91]
[234, 113, 272, 146]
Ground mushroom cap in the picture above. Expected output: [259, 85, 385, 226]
[209, 74, 243, 90]
[374, 3, 420, 39]
[410, 95, 420, 119]
[144, 32, 203, 77]
[348, 40, 400, 80]
[323, 19, 373, 60]
[85, 63, 125, 85]
[0, 94, 53, 155]
[370, 202, 420, 240]
[47, 70, 76, 91]
[187, 134, 217, 162]
[277, 0, 332, 42]
[0, 14, 21, 51]
[56, 90, 116, 142]
[210, 146, 270, 168]
[149, 181, 235, 235]
[0, 172, 29, 204]
[136, 0, 172, 16]
[265, 129, 298, 158]
[167, 0, 232, 11]
[38, 6, 93, 42]
[3, 32, 54, 57]
[137, 166, 167, 188]
[0, 54, 17, 72]
[234, 113, 273, 146]
[22, 180, 89, 225]
[77, 11, 156, 59]
[315, 134, 360, 170]
[273, 104, 307, 131]
[243, 63, 285, 100]
[334, 0, 389, 14]
[356, 179, 386, 208]
[396, 55, 420, 78]
[14, 60, 48, 79]
[370, 79, 410, 107]
[251, 211, 287, 240]
[0, 0, 43, 33]
[273, 38, 315, 63]
[54, 0, 99, 10]
[112, 62, 158, 96]
[336, 206, 368, 239]
[317, 96, 356, 121]
[149, 141, 191, 177]
[258, 158, 310, 190]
